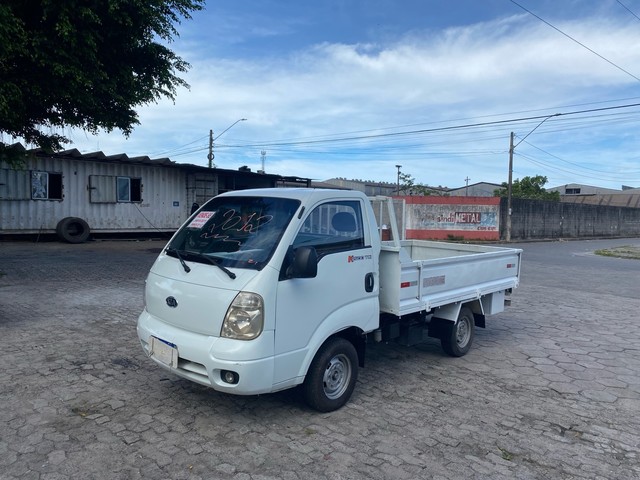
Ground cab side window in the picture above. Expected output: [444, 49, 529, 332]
[293, 201, 364, 258]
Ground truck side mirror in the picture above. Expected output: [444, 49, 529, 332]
[290, 246, 318, 278]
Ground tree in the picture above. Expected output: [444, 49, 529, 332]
[0, 0, 204, 162]
[398, 172, 448, 196]
[493, 175, 560, 201]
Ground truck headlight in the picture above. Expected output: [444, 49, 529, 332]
[221, 292, 264, 340]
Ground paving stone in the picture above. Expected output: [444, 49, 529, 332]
[1, 239, 640, 479]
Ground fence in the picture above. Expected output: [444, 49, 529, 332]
[500, 197, 640, 240]
[388, 196, 640, 241]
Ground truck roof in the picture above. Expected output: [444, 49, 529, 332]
[218, 188, 368, 202]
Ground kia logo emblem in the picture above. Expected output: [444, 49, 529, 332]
[166, 296, 178, 308]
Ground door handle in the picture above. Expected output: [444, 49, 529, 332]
[365, 272, 375, 292]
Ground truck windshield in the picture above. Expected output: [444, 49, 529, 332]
[167, 196, 300, 271]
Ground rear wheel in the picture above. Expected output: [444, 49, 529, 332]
[441, 306, 475, 357]
[303, 337, 358, 412]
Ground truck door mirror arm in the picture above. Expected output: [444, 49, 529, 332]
[282, 246, 318, 279]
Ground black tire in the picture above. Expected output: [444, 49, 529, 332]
[441, 306, 475, 357]
[303, 337, 358, 412]
[56, 217, 91, 244]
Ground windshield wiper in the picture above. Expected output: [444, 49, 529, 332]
[166, 248, 236, 279]
[188, 252, 237, 280]
[166, 247, 191, 273]
[204, 255, 237, 279]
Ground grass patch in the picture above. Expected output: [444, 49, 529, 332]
[498, 447, 514, 461]
[594, 245, 640, 260]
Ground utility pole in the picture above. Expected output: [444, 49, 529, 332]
[506, 132, 514, 242]
[208, 129, 214, 168]
[260, 150, 266, 173]
[505, 114, 558, 241]
[395, 165, 402, 195]
[207, 118, 247, 169]
[464, 176, 470, 196]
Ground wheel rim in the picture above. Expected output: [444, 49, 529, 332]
[323, 353, 351, 400]
[456, 316, 472, 347]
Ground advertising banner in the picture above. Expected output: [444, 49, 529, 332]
[403, 196, 500, 240]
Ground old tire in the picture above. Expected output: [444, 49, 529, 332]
[441, 307, 475, 357]
[56, 217, 90, 243]
[303, 337, 358, 412]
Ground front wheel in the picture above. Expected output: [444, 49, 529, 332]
[441, 307, 475, 357]
[303, 337, 358, 412]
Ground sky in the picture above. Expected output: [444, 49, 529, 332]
[64, 0, 640, 190]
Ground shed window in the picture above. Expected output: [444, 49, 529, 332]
[89, 175, 142, 203]
[31, 171, 63, 200]
[117, 177, 142, 202]
[117, 177, 131, 201]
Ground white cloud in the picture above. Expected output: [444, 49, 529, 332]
[68, 12, 640, 189]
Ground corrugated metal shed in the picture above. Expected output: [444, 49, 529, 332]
[1, 147, 186, 236]
[0, 144, 310, 240]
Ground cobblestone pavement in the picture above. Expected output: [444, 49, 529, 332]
[1, 238, 639, 480]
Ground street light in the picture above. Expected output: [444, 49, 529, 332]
[505, 113, 559, 241]
[395, 164, 402, 195]
[208, 118, 247, 168]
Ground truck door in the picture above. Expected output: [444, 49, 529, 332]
[273, 199, 378, 385]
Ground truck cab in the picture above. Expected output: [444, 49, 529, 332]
[137, 188, 381, 411]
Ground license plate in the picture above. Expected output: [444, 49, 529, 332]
[150, 336, 178, 368]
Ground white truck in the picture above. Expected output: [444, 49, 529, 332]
[137, 188, 522, 411]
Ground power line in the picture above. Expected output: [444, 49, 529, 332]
[521, 140, 633, 173]
[151, 135, 208, 157]
[161, 97, 640, 161]
[510, 0, 640, 83]
[515, 152, 636, 183]
[216, 102, 640, 150]
[166, 103, 640, 187]
[617, 0, 640, 22]
[518, 149, 633, 182]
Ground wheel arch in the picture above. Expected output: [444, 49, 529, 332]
[333, 327, 366, 368]
[433, 301, 485, 327]
[300, 325, 366, 381]
[432, 302, 462, 322]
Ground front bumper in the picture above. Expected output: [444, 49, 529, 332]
[137, 309, 275, 395]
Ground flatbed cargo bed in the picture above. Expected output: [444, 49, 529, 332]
[378, 240, 522, 316]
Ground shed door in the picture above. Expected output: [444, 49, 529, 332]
[0, 169, 30, 199]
